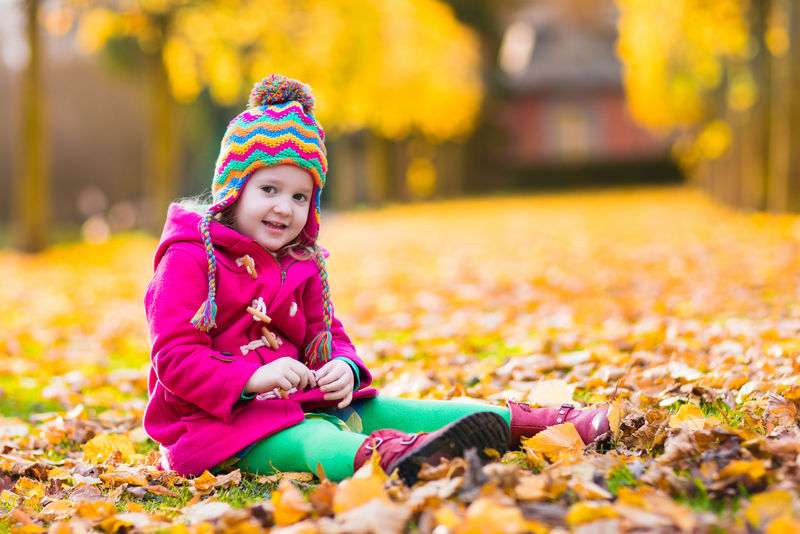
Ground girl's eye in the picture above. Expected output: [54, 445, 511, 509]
[261, 186, 275, 194]
[293, 194, 307, 202]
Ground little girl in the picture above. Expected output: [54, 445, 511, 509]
[143, 74, 609, 485]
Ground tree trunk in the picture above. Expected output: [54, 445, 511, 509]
[142, 42, 179, 233]
[738, 1, 770, 211]
[13, 0, 49, 252]
[767, 0, 790, 212]
[787, 0, 800, 211]
[330, 135, 357, 210]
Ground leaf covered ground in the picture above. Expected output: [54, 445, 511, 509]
[3, 187, 800, 533]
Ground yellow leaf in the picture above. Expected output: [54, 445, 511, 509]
[434, 505, 462, 529]
[566, 501, 619, 526]
[81, 432, 138, 464]
[333, 475, 390, 514]
[608, 401, 622, 442]
[100, 469, 149, 487]
[745, 490, 795, 528]
[459, 496, 529, 534]
[522, 423, 584, 461]
[514, 474, 547, 501]
[766, 516, 800, 534]
[98, 515, 134, 533]
[39, 499, 75, 521]
[0, 490, 19, 507]
[75, 501, 116, 521]
[190, 470, 218, 492]
[717, 460, 766, 481]
[668, 403, 707, 430]
[13, 478, 45, 508]
[271, 479, 312, 526]
[10, 525, 47, 534]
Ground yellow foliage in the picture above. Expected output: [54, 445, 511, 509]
[521, 423, 584, 462]
[615, 0, 752, 165]
[332, 473, 390, 514]
[82, 432, 139, 464]
[745, 490, 795, 528]
[566, 501, 619, 525]
[668, 403, 707, 430]
[271, 479, 313, 526]
[64, 0, 482, 140]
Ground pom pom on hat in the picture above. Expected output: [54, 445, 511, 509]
[248, 73, 316, 114]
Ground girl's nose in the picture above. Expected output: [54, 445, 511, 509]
[273, 196, 291, 214]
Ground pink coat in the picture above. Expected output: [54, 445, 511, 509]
[143, 204, 377, 475]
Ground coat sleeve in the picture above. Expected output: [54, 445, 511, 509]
[300, 263, 373, 389]
[145, 245, 261, 423]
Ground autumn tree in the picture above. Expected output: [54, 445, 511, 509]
[53, 0, 482, 227]
[615, 0, 800, 212]
[13, 0, 50, 252]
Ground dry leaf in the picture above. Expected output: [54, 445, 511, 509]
[668, 403, 707, 430]
[763, 394, 799, 436]
[522, 423, 584, 461]
[327, 498, 411, 534]
[332, 474, 390, 514]
[271, 479, 312, 526]
[565, 501, 619, 526]
[745, 490, 795, 528]
[81, 433, 138, 464]
[190, 470, 218, 492]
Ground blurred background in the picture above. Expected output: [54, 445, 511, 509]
[0, 0, 797, 251]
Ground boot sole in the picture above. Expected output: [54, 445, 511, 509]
[388, 411, 510, 486]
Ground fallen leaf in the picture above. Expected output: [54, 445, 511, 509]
[333, 473, 390, 514]
[39, 499, 75, 521]
[565, 501, 619, 526]
[668, 403, 707, 430]
[81, 433, 138, 464]
[272, 479, 312, 526]
[745, 490, 795, 528]
[181, 501, 233, 525]
[522, 423, 584, 461]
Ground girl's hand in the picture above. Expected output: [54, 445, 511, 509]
[316, 359, 355, 409]
[244, 357, 316, 395]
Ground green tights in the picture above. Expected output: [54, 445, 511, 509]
[234, 397, 510, 481]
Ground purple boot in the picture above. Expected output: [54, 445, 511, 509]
[353, 411, 509, 485]
[507, 401, 610, 447]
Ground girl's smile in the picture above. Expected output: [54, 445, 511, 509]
[232, 165, 313, 252]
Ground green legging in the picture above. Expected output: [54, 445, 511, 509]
[234, 397, 511, 481]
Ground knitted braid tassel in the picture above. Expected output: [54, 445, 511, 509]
[304, 245, 333, 366]
[191, 213, 219, 332]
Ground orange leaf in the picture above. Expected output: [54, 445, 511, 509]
[333, 474, 390, 514]
[745, 490, 795, 528]
[566, 501, 619, 526]
[39, 499, 75, 521]
[522, 423, 584, 461]
[271, 479, 312, 526]
[668, 403, 706, 430]
[717, 460, 767, 481]
[190, 470, 218, 492]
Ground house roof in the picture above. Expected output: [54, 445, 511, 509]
[500, 0, 623, 91]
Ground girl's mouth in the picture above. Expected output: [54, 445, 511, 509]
[264, 221, 287, 230]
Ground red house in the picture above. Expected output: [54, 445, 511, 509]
[497, 0, 672, 179]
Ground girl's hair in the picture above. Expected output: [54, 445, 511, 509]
[178, 195, 312, 261]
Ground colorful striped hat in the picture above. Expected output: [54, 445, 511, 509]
[192, 74, 333, 366]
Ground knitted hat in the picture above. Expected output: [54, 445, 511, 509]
[192, 74, 333, 366]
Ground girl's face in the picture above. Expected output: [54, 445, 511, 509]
[232, 165, 314, 252]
